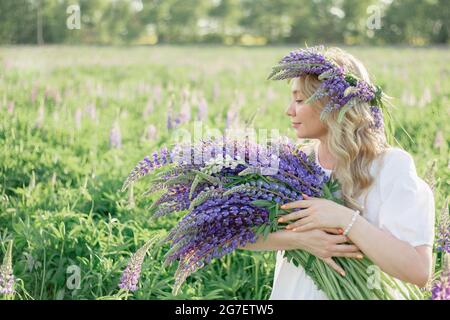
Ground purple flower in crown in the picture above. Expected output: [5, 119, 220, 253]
[370, 106, 384, 130]
[268, 46, 382, 125]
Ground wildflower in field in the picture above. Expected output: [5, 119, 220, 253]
[166, 96, 177, 130]
[225, 101, 240, 129]
[153, 84, 162, 104]
[7, 101, 14, 114]
[197, 96, 208, 121]
[267, 87, 276, 102]
[431, 257, 450, 300]
[434, 130, 444, 149]
[34, 101, 45, 128]
[436, 198, 449, 254]
[31, 84, 39, 103]
[212, 83, 220, 102]
[109, 121, 122, 149]
[74, 108, 82, 129]
[145, 124, 157, 141]
[179, 88, 192, 124]
[118, 234, 163, 291]
[85, 102, 98, 122]
[143, 97, 154, 118]
[419, 87, 432, 107]
[0, 241, 15, 295]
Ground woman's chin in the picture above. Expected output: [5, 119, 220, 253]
[295, 130, 306, 139]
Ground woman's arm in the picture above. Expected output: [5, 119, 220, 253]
[238, 228, 364, 275]
[344, 213, 433, 288]
[238, 229, 298, 251]
[281, 196, 433, 287]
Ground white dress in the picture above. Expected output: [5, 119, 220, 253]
[269, 141, 435, 300]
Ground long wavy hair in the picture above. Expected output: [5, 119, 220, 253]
[291, 47, 392, 212]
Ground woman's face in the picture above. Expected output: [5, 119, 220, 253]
[285, 78, 328, 139]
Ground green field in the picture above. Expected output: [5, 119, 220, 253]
[0, 45, 449, 299]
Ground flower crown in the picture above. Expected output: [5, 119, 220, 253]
[267, 46, 385, 129]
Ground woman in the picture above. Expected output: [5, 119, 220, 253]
[239, 46, 435, 299]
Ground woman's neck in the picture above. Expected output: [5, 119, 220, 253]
[317, 139, 336, 171]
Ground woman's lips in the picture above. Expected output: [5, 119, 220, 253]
[291, 122, 301, 128]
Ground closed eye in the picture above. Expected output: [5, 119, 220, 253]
[296, 100, 303, 103]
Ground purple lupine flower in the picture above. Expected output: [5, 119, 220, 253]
[143, 97, 154, 118]
[121, 134, 331, 294]
[434, 131, 444, 149]
[31, 84, 39, 103]
[153, 85, 163, 104]
[0, 241, 15, 295]
[436, 199, 449, 253]
[34, 102, 45, 128]
[431, 259, 450, 300]
[145, 124, 157, 141]
[225, 102, 240, 129]
[109, 121, 122, 149]
[370, 106, 384, 130]
[118, 235, 162, 291]
[85, 103, 97, 122]
[197, 96, 208, 121]
[121, 146, 172, 191]
[167, 97, 175, 130]
[7, 101, 14, 114]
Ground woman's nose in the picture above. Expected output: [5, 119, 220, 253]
[285, 102, 295, 117]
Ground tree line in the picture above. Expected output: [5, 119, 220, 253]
[0, 0, 448, 45]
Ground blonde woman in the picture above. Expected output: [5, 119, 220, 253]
[239, 46, 435, 299]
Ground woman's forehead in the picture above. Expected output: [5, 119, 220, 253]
[290, 77, 301, 92]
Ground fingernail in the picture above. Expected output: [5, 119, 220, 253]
[357, 254, 363, 259]
[280, 205, 286, 209]
[338, 228, 344, 234]
[278, 218, 284, 222]
[341, 271, 346, 276]
[292, 228, 299, 232]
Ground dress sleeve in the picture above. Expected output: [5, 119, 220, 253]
[376, 148, 436, 247]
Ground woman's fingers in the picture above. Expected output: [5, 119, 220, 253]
[280, 200, 312, 210]
[333, 251, 364, 259]
[285, 215, 312, 229]
[329, 234, 349, 244]
[322, 257, 346, 277]
[331, 244, 360, 253]
[278, 208, 310, 222]
[291, 222, 315, 232]
[322, 228, 342, 235]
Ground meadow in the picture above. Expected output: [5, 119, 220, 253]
[0, 45, 448, 300]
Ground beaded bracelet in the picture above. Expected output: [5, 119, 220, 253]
[343, 210, 360, 236]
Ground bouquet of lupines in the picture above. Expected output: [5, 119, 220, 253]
[120, 135, 423, 299]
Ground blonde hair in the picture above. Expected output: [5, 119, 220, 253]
[291, 47, 391, 211]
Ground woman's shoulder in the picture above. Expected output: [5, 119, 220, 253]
[376, 146, 416, 174]
[376, 146, 433, 195]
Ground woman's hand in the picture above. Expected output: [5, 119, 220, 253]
[290, 228, 364, 276]
[278, 194, 354, 232]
